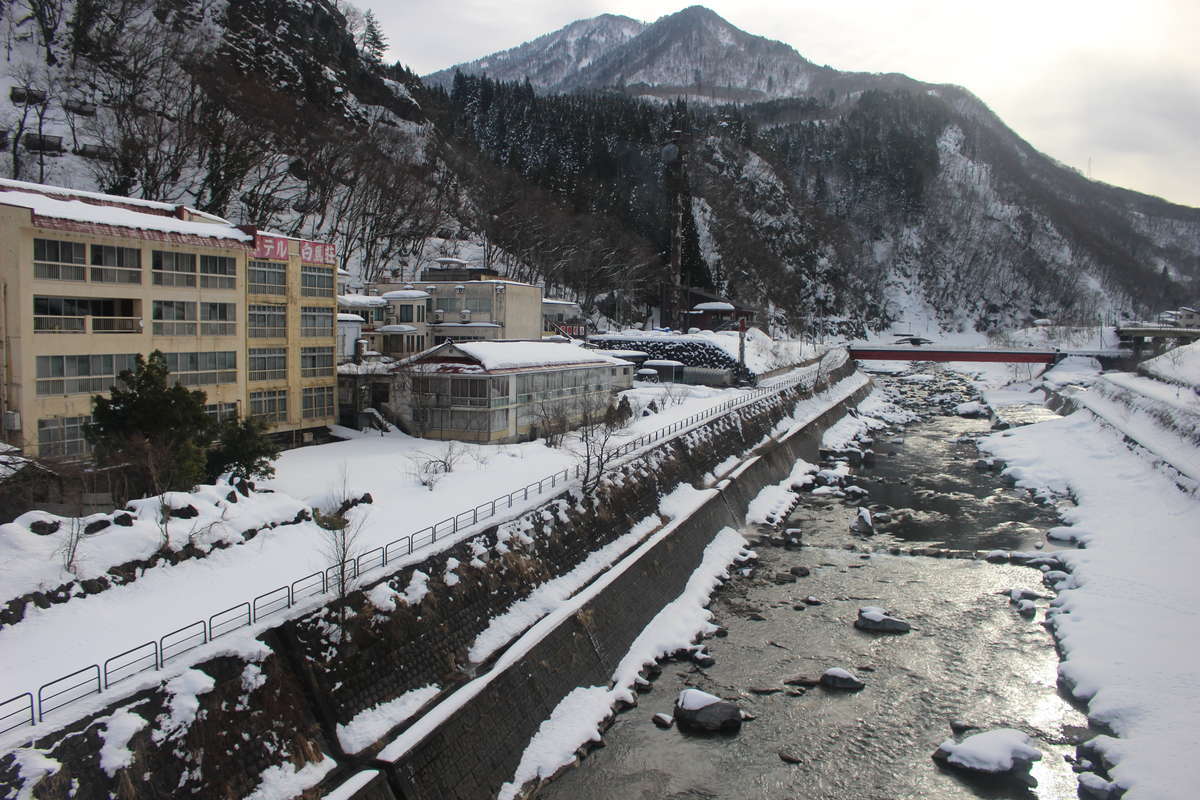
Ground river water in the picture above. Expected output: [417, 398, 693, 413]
[540, 372, 1087, 800]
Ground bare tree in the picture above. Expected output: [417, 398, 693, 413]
[313, 467, 367, 632]
[406, 441, 464, 491]
[568, 394, 625, 492]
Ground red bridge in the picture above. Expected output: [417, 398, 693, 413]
[848, 346, 1060, 364]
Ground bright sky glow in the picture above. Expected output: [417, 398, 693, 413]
[372, 1, 1200, 207]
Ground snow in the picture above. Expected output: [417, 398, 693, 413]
[692, 301, 735, 311]
[982, 403, 1200, 799]
[468, 513, 662, 663]
[450, 340, 629, 370]
[11, 748, 60, 800]
[937, 728, 1042, 773]
[322, 770, 380, 800]
[0, 186, 250, 241]
[97, 708, 148, 776]
[242, 755, 336, 800]
[0, 351, 840, 743]
[153, 669, 215, 744]
[676, 688, 722, 711]
[745, 459, 816, 524]
[496, 685, 611, 797]
[380, 289, 431, 300]
[337, 294, 388, 308]
[336, 685, 440, 754]
[822, 667, 856, 681]
[402, 571, 430, 606]
[590, 328, 816, 376]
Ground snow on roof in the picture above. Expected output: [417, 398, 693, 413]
[644, 359, 684, 367]
[542, 298, 581, 306]
[337, 268, 353, 277]
[0, 177, 178, 212]
[381, 289, 431, 300]
[440, 341, 630, 371]
[0, 184, 250, 242]
[593, 349, 648, 358]
[338, 294, 387, 308]
[337, 313, 365, 322]
[377, 324, 417, 333]
[434, 257, 470, 265]
[693, 301, 735, 311]
[433, 322, 501, 328]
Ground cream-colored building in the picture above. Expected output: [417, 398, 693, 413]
[0, 179, 337, 458]
[363, 279, 544, 359]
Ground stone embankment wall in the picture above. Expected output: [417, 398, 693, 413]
[0, 362, 867, 800]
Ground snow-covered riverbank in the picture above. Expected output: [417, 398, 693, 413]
[982, 380, 1200, 800]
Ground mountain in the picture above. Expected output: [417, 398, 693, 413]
[427, 6, 1200, 332]
[424, 13, 646, 93]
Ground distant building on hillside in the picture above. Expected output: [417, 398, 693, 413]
[338, 340, 633, 442]
[542, 298, 586, 338]
[364, 279, 544, 350]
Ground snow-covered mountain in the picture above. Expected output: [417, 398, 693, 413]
[424, 13, 646, 92]
[428, 5, 1200, 331]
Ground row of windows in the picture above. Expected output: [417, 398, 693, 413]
[33, 238, 239, 288]
[248, 346, 336, 381]
[247, 386, 335, 422]
[413, 408, 507, 433]
[247, 305, 334, 338]
[37, 402, 255, 458]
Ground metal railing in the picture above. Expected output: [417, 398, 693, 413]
[0, 361, 837, 736]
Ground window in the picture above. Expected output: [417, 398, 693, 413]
[199, 254, 236, 289]
[248, 260, 286, 295]
[465, 294, 493, 313]
[33, 238, 86, 281]
[152, 300, 197, 336]
[164, 351, 237, 386]
[302, 385, 334, 419]
[249, 304, 286, 338]
[204, 402, 239, 423]
[90, 245, 141, 283]
[152, 251, 197, 286]
[38, 416, 91, 458]
[398, 304, 414, 323]
[300, 346, 334, 378]
[250, 389, 287, 422]
[300, 306, 333, 337]
[200, 302, 236, 336]
[249, 347, 287, 381]
[36, 353, 137, 395]
[34, 296, 138, 333]
[300, 265, 334, 297]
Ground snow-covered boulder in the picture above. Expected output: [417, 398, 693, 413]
[932, 728, 1042, 779]
[673, 688, 742, 732]
[854, 606, 911, 633]
[955, 400, 986, 417]
[850, 507, 874, 534]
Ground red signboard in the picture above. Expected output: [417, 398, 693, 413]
[252, 234, 336, 265]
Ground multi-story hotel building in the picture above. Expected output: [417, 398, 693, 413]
[0, 179, 337, 458]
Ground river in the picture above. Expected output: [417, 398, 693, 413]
[539, 370, 1089, 800]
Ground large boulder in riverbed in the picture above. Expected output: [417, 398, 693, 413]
[932, 728, 1042, 781]
[855, 606, 912, 633]
[673, 689, 742, 733]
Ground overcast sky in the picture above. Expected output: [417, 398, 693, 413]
[370, 1, 1200, 208]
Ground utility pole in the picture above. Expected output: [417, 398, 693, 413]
[662, 127, 689, 330]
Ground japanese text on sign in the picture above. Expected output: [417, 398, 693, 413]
[252, 234, 337, 265]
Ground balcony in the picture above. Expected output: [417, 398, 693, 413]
[34, 315, 141, 334]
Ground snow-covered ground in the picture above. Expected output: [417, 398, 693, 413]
[0, 363, 831, 746]
[980, 382, 1200, 799]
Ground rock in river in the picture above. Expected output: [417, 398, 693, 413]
[674, 688, 742, 732]
[932, 728, 1042, 781]
[855, 606, 912, 633]
[820, 668, 866, 690]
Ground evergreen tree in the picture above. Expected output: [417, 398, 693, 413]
[207, 418, 281, 482]
[87, 351, 213, 498]
[362, 10, 387, 65]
